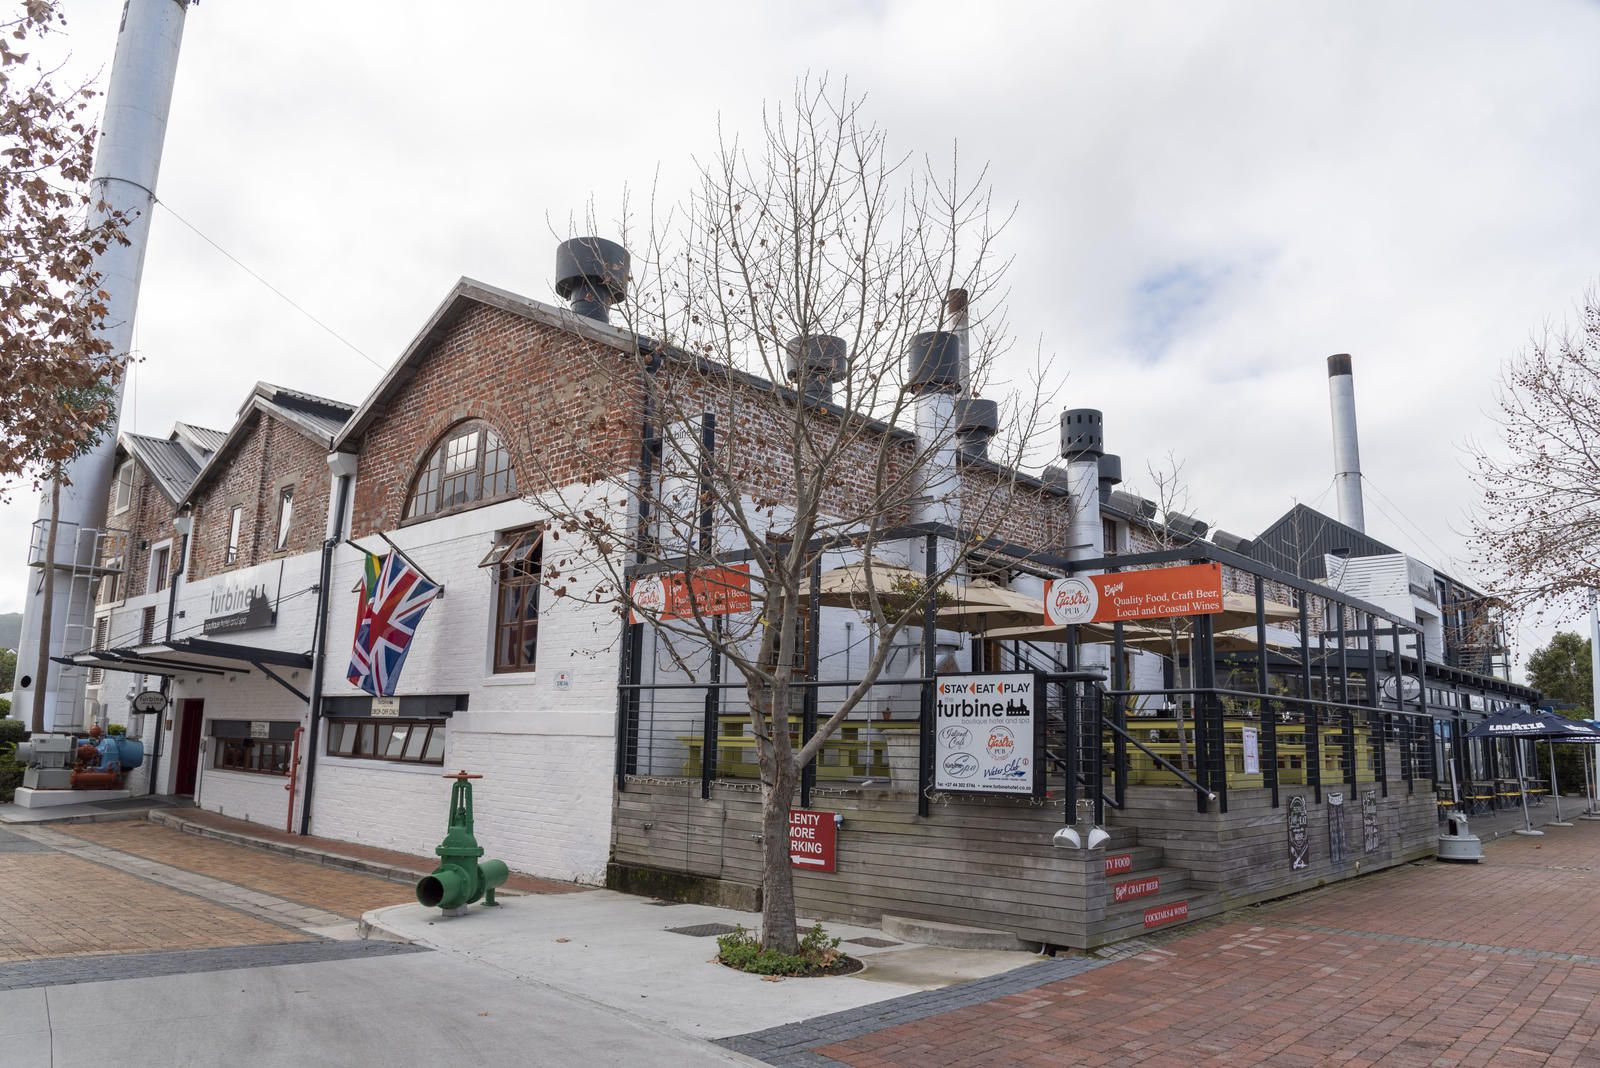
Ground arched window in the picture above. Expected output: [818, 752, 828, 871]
[405, 421, 516, 520]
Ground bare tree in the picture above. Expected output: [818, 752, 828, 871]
[1135, 453, 1200, 770]
[1470, 293, 1600, 623]
[523, 82, 1056, 953]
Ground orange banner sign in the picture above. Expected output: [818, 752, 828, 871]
[1044, 563, 1224, 625]
[630, 565, 753, 623]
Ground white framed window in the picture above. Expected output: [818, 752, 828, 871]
[274, 485, 295, 551]
[148, 539, 172, 595]
[225, 504, 244, 565]
[113, 460, 134, 514]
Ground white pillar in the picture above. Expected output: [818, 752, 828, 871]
[12, 0, 193, 730]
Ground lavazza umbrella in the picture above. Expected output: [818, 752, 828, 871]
[1465, 709, 1600, 835]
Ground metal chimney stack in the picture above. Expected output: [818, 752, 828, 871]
[1327, 353, 1366, 532]
[13, 0, 195, 731]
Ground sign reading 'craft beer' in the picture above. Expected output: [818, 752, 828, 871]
[933, 672, 1040, 796]
[1044, 563, 1225, 626]
[629, 565, 753, 624]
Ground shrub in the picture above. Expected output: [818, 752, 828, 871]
[106, 723, 126, 736]
[0, 717, 24, 745]
[715, 923, 854, 977]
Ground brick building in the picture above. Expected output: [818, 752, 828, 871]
[60, 240, 1540, 949]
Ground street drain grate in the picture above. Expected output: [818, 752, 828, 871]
[644, 899, 682, 906]
[666, 923, 740, 937]
[846, 936, 901, 948]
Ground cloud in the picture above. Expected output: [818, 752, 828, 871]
[6, 0, 1597, 671]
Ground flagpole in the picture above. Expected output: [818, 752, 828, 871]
[377, 532, 445, 596]
[342, 536, 446, 597]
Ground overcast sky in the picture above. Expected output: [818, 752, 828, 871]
[7, 1, 1598, 669]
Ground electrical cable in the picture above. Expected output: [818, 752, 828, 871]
[152, 197, 385, 372]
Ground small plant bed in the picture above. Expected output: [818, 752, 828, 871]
[715, 923, 863, 978]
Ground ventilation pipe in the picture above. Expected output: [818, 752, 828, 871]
[785, 334, 847, 403]
[1327, 353, 1366, 532]
[14, 0, 195, 731]
[906, 330, 963, 540]
[555, 237, 630, 323]
[1061, 409, 1104, 564]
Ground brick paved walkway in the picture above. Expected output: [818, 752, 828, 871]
[0, 848, 307, 964]
[163, 807, 583, 895]
[738, 821, 1600, 1068]
[60, 822, 414, 919]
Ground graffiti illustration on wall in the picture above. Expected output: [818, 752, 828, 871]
[1287, 795, 1310, 870]
[1362, 790, 1380, 854]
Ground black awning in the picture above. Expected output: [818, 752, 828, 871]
[62, 638, 312, 679]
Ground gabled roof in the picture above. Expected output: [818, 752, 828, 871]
[334, 278, 640, 451]
[121, 429, 217, 504]
[179, 382, 356, 508]
[1251, 503, 1399, 580]
[174, 421, 227, 456]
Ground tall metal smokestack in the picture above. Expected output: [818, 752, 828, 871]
[13, 0, 195, 730]
[1061, 409, 1105, 565]
[1327, 354, 1365, 532]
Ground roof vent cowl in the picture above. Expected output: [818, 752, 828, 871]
[785, 334, 848, 403]
[1061, 408, 1104, 461]
[1097, 453, 1122, 502]
[555, 237, 630, 323]
[905, 331, 962, 395]
[954, 397, 999, 458]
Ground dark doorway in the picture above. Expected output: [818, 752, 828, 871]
[173, 698, 204, 796]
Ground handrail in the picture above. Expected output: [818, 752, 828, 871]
[1102, 718, 1217, 802]
[1102, 685, 1439, 720]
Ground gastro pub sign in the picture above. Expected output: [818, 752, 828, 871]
[629, 565, 752, 624]
[1044, 563, 1225, 626]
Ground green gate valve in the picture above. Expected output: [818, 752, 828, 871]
[416, 770, 509, 912]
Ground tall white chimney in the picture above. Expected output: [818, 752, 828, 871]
[12, 0, 194, 729]
[1327, 353, 1365, 533]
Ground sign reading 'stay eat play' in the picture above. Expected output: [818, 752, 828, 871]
[933, 672, 1040, 796]
[1044, 563, 1225, 626]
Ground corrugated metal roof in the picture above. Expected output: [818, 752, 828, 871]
[173, 422, 227, 454]
[1251, 504, 1399, 580]
[122, 432, 204, 504]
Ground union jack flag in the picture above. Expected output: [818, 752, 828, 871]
[347, 551, 441, 697]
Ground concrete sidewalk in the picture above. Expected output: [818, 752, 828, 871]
[361, 889, 1042, 1041]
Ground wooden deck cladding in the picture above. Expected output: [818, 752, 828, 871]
[608, 777, 1441, 950]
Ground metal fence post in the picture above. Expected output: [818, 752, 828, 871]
[1256, 581, 1278, 808]
[1301, 596, 1320, 804]
[1366, 614, 1386, 798]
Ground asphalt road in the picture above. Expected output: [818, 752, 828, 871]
[4, 945, 754, 1067]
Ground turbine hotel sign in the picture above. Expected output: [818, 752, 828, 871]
[1045, 563, 1225, 626]
[932, 672, 1042, 796]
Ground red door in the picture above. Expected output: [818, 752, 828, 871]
[173, 698, 204, 796]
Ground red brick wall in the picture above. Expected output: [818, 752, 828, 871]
[189, 410, 333, 580]
[103, 458, 178, 596]
[350, 304, 641, 535]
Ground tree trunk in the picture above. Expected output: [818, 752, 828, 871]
[760, 756, 801, 954]
[31, 474, 59, 734]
